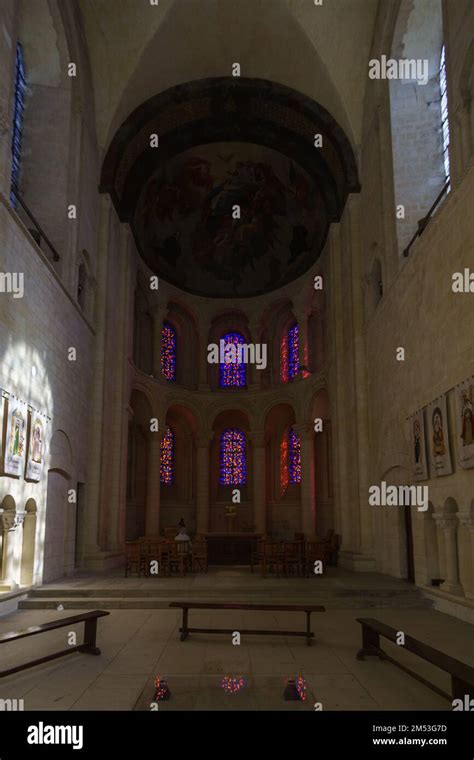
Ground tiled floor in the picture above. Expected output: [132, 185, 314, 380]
[0, 568, 472, 711]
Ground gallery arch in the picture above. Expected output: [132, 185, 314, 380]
[161, 404, 198, 532]
[210, 410, 251, 533]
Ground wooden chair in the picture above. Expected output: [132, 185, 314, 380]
[143, 540, 164, 577]
[125, 541, 145, 577]
[283, 541, 304, 577]
[327, 533, 341, 565]
[191, 539, 208, 573]
[305, 540, 326, 577]
[262, 541, 285, 578]
[167, 541, 189, 576]
[250, 539, 265, 573]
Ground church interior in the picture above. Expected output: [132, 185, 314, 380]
[0, 0, 473, 716]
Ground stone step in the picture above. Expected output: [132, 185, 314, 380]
[27, 586, 429, 599]
[18, 596, 433, 611]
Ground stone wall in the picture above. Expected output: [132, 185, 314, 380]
[0, 197, 94, 585]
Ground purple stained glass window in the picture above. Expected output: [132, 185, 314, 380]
[288, 323, 300, 379]
[160, 426, 174, 485]
[288, 427, 301, 484]
[161, 321, 176, 381]
[219, 332, 246, 387]
[219, 428, 247, 485]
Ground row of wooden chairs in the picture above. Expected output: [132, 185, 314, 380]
[250, 540, 329, 577]
[125, 538, 208, 578]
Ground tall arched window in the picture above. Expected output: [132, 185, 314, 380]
[288, 428, 302, 484]
[281, 322, 300, 382]
[280, 433, 289, 495]
[10, 42, 26, 208]
[219, 332, 246, 387]
[160, 427, 175, 485]
[439, 44, 450, 186]
[161, 322, 177, 382]
[280, 427, 302, 492]
[219, 428, 247, 485]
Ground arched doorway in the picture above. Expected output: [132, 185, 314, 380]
[264, 403, 299, 538]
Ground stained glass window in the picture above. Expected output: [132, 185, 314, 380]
[281, 322, 300, 382]
[288, 427, 302, 484]
[439, 45, 450, 188]
[280, 433, 289, 495]
[10, 43, 26, 208]
[288, 323, 300, 379]
[219, 428, 246, 485]
[219, 332, 246, 387]
[160, 426, 174, 485]
[161, 321, 176, 382]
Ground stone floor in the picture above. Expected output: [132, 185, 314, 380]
[0, 567, 472, 711]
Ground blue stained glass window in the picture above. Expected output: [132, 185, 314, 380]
[160, 426, 174, 484]
[219, 428, 247, 485]
[288, 323, 300, 379]
[161, 321, 176, 381]
[288, 427, 302, 484]
[10, 43, 26, 208]
[219, 332, 246, 387]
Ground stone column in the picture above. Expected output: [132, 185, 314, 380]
[21, 509, 37, 586]
[198, 320, 210, 390]
[150, 305, 167, 380]
[196, 433, 213, 535]
[0, 512, 25, 590]
[295, 424, 316, 538]
[436, 516, 463, 596]
[249, 431, 266, 534]
[145, 428, 164, 536]
[83, 196, 112, 562]
[103, 226, 134, 552]
[459, 515, 474, 600]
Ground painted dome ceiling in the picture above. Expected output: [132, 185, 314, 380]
[135, 143, 326, 297]
[101, 78, 360, 298]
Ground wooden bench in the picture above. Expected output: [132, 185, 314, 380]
[169, 602, 325, 646]
[0, 610, 110, 679]
[356, 617, 474, 701]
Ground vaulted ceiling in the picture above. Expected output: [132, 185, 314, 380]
[100, 77, 359, 297]
[84, 0, 378, 297]
[79, 0, 379, 151]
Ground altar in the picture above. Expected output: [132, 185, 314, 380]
[204, 533, 262, 565]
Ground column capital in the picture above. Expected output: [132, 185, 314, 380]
[149, 303, 168, 320]
[1, 511, 26, 531]
[248, 430, 266, 447]
[293, 422, 314, 439]
[195, 432, 214, 448]
[434, 515, 457, 530]
[458, 514, 474, 531]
